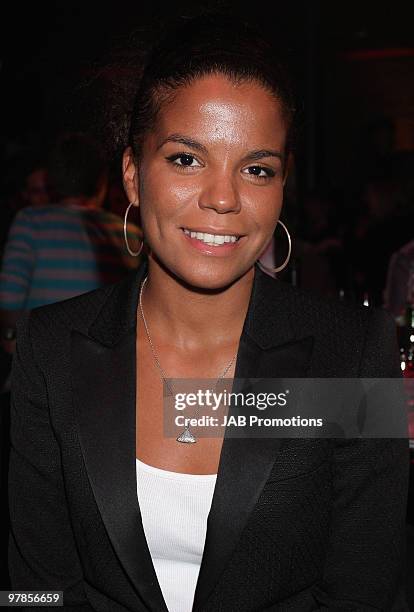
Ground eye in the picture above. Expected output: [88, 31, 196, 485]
[166, 153, 202, 168]
[242, 165, 276, 179]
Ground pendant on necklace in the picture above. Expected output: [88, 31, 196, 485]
[176, 426, 197, 444]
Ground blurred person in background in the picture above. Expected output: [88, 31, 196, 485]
[0, 156, 50, 251]
[21, 162, 49, 208]
[384, 241, 414, 321]
[381, 152, 414, 319]
[351, 178, 409, 305]
[295, 190, 346, 297]
[0, 132, 142, 357]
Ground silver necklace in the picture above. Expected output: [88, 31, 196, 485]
[138, 276, 237, 443]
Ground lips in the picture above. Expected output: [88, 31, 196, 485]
[182, 228, 240, 246]
[180, 226, 245, 255]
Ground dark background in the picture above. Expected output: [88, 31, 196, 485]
[2, 0, 413, 186]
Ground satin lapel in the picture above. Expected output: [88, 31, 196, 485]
[192, 267, 314, 610]
[70, 260, 168, 612]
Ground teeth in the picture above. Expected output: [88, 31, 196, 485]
[183, 228, 239, 245]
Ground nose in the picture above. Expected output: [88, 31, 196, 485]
[198, 171, 241, 215]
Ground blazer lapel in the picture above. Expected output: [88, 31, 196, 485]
[192, 267, 314, 610]
[71, 260, 168, 611]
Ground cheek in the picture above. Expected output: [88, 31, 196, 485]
[246, 184, 284, 230]
[140, 164, 198, 212]
[138, 171, 199, 237]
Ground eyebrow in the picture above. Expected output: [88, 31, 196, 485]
[157, 134, 209, 155]
[157, 133, 284, 164]
[243, 149, 284, 164]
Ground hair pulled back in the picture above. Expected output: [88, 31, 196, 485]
[128, 14, 296, 160]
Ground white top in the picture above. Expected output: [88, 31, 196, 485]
[135, 458, 217, 612]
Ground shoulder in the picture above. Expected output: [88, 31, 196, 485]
[21, 280, 118, 344]
[388, 240, 414, 272]
[397, 239, 414, 258]
[15, 261, 143, 377]
[5, 206, 48, 243]
[15, 204, 64, 218]
[11, 205, 82, 229]
[260, 271, 374, 335]
[8, 205, 41, 227]
[258, 272, 399, 376]
[292, 282, 391, 335]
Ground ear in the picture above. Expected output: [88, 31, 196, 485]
[122, 147, 139, 205]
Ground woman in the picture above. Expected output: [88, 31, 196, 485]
[8, 15, 409, 611]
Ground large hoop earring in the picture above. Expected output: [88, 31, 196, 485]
[257, 220, 292, 275]
[124, 202, 143, 257]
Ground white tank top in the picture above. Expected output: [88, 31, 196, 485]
[135, 458, 217, 612]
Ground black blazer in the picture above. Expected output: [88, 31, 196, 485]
[8, 261, 409, 611]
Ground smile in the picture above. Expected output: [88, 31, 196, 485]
[182, 228, 240, 246]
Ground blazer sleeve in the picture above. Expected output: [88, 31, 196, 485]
[311, 308, 410, 611]
[8, 311, 93, 611]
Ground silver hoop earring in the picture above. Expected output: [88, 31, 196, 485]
[257, 220, 292, 274]
[124, 202, 143, 257]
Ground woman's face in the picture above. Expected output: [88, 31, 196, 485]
[123, 73, 288, 289]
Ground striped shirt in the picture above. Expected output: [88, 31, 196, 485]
[0, 203, 142, 310]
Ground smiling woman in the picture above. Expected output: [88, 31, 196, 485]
[123, 73, 287, 289]
[8, 13, 409, 612]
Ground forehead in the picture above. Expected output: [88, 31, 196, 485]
[152, 73, 286, 150]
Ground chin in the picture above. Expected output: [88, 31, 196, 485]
[174, 261, 253, 293]
[150, 248, 255, 291]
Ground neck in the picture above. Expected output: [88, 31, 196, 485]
[140, 258, 255, 352]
